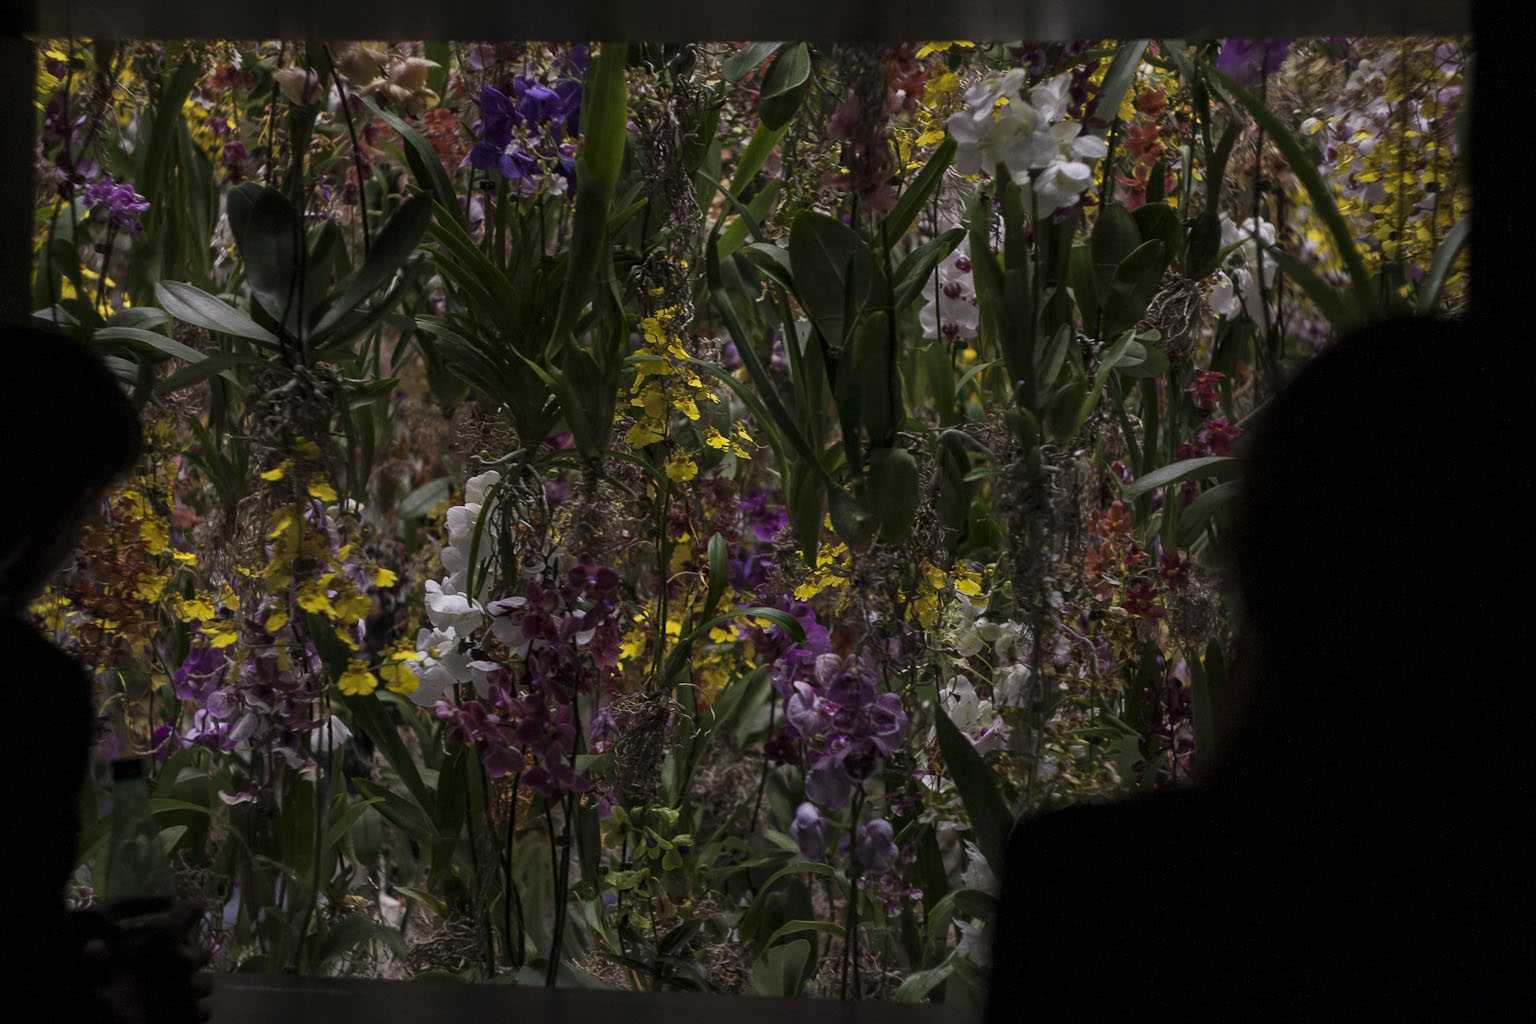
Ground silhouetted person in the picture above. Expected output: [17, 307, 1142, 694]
[2, 326, 207, 1021]
[988, 316, 1528, 1020]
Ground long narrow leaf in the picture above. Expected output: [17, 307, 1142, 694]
[933, 703, 1012, 875]
[1416, 214, 1471, 315]
[1205, 62, 1375, 316]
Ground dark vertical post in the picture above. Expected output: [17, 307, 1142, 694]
[1470, 0, 1529, 325]
[0, 4, 38, 325]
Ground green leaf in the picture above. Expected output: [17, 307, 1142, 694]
[91, 326, 206, 364]
[314, 197, 430, 336]
[701, 532, 729, 615]
[343, 694, 432, 813]
[1099, 239, 1167, 338]
[1091, 202, 1143, 298]
[363, 98, 462, 226]
[1132, 203, 1183, 264]
[152, 351, 253, 397]
[722, 42, 782, 84]
[577, 41, 630, 205]
[729, 121, 788, 193]
[933, 703, 1012, 877]
[146, 798, 210, 817]
[1185, 209, 1223, 280]
[893, 227, 965, 312]
[226, 183, 304, 338]
[398, 477, 451, 519]
[1122, 455, 1241, 500]
[764, 919, 844, 949]
[154, 281, 280, 347]
[322, 797, 384, 852]
[1114, 340, 1170, 378]
[718, 180, 781, 261]
[892, 954, 957, 1003]
[788, 210, 875, 352]
[868, 446, 920, 544]
[758, 44, 811, 130]
[1263, 244, 1364, 334]
[751, 938, 811, 997]
[885, 137, 957, 244]
[1175, 479, 1241, 549]
[1416, 214, 1470, 315]
[1087, 41, 1149, 135]
[311, 913, 405, 971]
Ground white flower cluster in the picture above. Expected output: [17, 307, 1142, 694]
[1207, 214, 1278, 320]
[948, 69, 1109, 215]
[408, 471, 502, 706]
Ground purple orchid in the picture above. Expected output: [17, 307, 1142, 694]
[1216, 39, 1292, 90]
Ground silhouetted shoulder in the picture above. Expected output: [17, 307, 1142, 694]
[987, 788, 1262, 1023]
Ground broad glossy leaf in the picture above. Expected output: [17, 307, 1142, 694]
[722, 41, 782, 84]
[1133, 203, 1183, 264]
[154, 280, 280, 347]
[1122, 455, 1241, 500]
[1175, 478, 1240, 549]
[758, 44, 811, 130]
[788, 210, 875, 351]
[227, 183, 304, 337]
[868, 446, 920, 544]
[1099, 239, 1167, 338]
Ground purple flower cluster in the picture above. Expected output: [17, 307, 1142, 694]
[468, 75, 583, 192]
[1216, 39, 1292, 90]
[171, 629, 319, 770]
[83, 175, 151, 235]
[787, 653, 908, 811]
[434, 556, 622, 796]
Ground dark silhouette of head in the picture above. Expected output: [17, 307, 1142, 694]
[0, 325, 142, 613]
[1219, 315, 1518, 797]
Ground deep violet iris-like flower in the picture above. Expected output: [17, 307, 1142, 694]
[469, 83, 580, 191]
[1216, 39, 1292, 90]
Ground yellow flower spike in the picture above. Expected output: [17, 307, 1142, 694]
[337, 660, 379, 697]
[259, 461, 289, 482]
[134, 573, 169, 602]
[704, 427, 732, 451]
[307, 476, 339, 502]
[139, 519, 169, 555]
[334, 589, 373, 623]
[665, 451, 698, 482]
[296, 579, 335, 615]
[381, 661, 419, 695]
[264, 611, 290, 633]
[626, 420, 666, 448]
[171, 551, 198, 566]
[178, 596, 218, 622]
[335, 625, 361, 651]
[370, 566, 398, 588]
[204, 620, 239, 649]
[295, 439, 321, 459]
